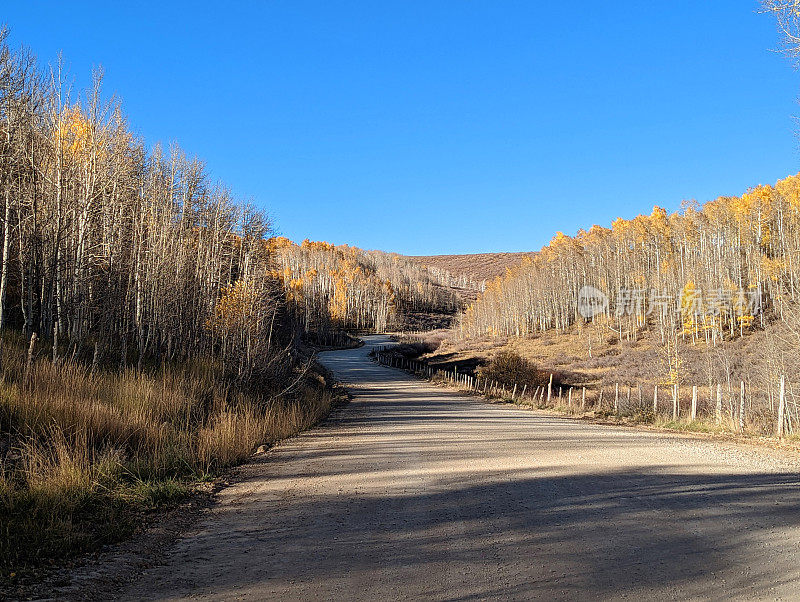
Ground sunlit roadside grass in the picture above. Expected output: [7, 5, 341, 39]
[0, 334, 338, 581]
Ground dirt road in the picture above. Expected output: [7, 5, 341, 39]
[122, 335, 800, 600]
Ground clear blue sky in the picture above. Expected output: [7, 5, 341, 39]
[4, 1, 798, 254]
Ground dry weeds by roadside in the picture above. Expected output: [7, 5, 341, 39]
[2, 378, 352, 602]
[0, 330, 349, 593]
[377, 345, 800, 458]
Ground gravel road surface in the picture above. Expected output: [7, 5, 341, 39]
[121, 335, 800, 600]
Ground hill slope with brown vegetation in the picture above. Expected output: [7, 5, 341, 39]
[405, 252, 536, 307]
[407, 252, 535, 282]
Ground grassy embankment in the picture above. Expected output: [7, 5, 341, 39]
[0, 331, 343, 580]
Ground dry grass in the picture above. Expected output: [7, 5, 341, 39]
[416, 321, 799, 438]
[407, 252, 535, 282]
[420, 366, 789, 445]
[0, 332, 337, 579]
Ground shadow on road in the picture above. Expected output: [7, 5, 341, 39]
[124, 335, 800, 601]
[191, 465, 800, 599]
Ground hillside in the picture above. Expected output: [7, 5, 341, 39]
[407, 252, 536, 282]
[405, 173, 800, 442]
[406, 252, 536, 308]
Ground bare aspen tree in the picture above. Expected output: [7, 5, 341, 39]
[763, 1, 800, 62]
[740, 381, 746, 433]
[778, 374, 787, 437]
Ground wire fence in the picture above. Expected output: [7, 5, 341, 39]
[373, 347, 793, 439]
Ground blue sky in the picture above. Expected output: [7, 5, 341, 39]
[4, 1, 799, 254]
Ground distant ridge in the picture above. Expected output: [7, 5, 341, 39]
[406, 252, 535, 282]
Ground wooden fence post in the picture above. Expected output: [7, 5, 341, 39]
[653, 385, 658, 415]
[568, 387, 573, 407]
[672, 383, 678, 421]
[581, 386, 586, 410]
[716, 383, 722, 425]
[512, 383, 517, 401]
[691, 385, 698, 421]
[614, 383, 619, 414]
[778, 374, 786, 439]
[547, 374, 553, 404]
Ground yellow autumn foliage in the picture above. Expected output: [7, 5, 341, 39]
[206, 280, 257, 335]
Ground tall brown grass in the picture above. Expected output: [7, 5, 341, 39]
[0, 333, 335, 577]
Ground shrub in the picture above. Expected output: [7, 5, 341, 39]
[477, 350, 546, 390]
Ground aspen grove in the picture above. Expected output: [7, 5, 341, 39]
[0, 31, 454, 378]
[458, 183, 800, 342]
[0, 29, 458, 575]
[271, 238, 459, 334]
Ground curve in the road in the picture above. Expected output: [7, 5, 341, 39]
[121, 334, 800, 601]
